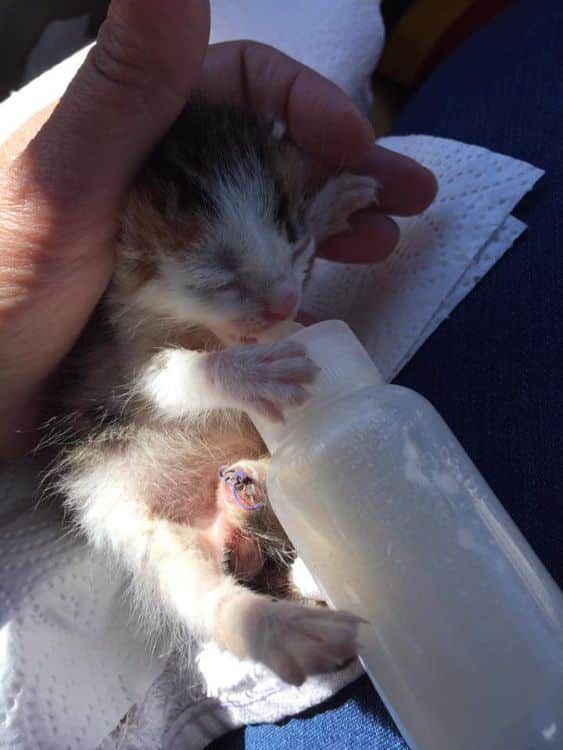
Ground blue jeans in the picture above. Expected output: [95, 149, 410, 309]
[210, 0, 563, 746]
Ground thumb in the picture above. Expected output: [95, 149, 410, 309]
[0, 0, 210, 455]
[20, 0, 210, 214]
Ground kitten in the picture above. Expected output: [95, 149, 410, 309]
[47, 94, 378, 686]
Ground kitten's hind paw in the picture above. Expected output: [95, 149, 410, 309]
[218, 595, 362, 685]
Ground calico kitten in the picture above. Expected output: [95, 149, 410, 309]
[49, 94, 378, 686]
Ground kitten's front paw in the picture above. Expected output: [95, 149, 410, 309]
[208, 341, 319, 421]
[219, 596, 362, 686]
[310, 173, 380, 243]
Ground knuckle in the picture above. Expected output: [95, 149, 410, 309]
[92, 18, 153, 90]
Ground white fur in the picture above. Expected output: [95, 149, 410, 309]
[210, 169, 307, 296]
[63, 447, 360, 685]
[138, 341, 318, 423]
[139, 349, 224, 418]
[132, 278, 209, 328]
[63, 452, 247, 640]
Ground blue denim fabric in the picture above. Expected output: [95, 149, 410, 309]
[209, 1, 563, 746]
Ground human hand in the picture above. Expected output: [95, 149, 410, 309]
[0, 0, 437, 459]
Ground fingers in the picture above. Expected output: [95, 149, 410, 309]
[199, 41, 375, 167]
[318, 210, 400, 263]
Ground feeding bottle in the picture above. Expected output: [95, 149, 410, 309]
[252, 320, 563, 750]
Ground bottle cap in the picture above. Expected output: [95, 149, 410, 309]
[252, 320, 384, 453]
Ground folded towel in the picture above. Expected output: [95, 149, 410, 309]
[0, 2, 543, 749]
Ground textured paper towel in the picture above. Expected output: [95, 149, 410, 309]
[97, 647, 361, 750]
[0, 461, 164, 750]
[0, 1, 545, 749]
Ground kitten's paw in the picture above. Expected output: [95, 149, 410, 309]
[219, 596, 362, 685]
[208, 341, 320, 421]
[309, 173, 380, 242]
[258, 602, 361, 685]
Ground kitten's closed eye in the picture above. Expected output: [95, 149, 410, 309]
[215, 281, 240, 292]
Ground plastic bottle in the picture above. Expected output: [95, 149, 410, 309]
[252, 320, 563, 750]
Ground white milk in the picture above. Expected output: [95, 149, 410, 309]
[253, 321, 563, 750]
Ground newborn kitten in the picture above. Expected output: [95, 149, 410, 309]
[48, 94, 378, 686]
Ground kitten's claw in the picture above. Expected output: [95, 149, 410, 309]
[309, 173, 380, 243]
[218, 596, 361, 686]
[208, 341, 320, 421]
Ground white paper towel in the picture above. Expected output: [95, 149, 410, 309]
[0, 461, 164, 750]
[0, 2, 545, 749]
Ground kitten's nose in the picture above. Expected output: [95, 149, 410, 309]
[263, 290, 299, 321]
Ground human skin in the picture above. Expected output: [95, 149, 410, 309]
[0, 0, 438, 460]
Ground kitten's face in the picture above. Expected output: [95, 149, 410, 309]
[122, 139, 314, 344]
